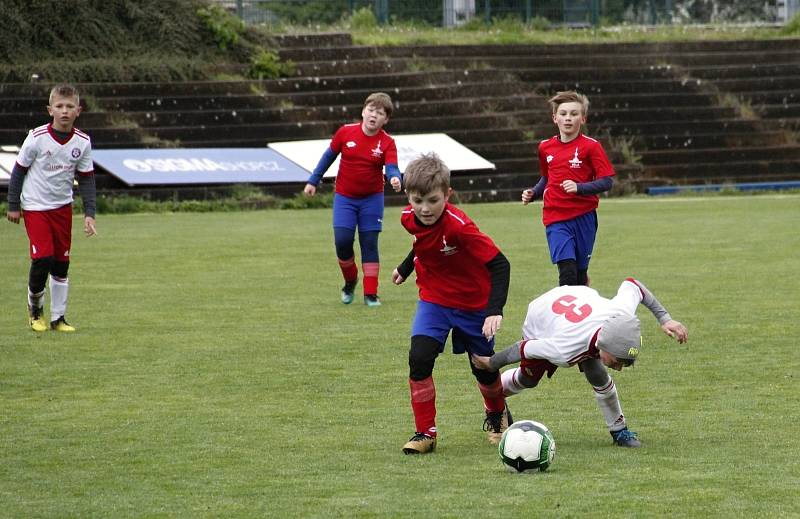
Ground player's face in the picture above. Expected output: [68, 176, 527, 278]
[361, 103, 389, 135]
[552, 101, 585, 142]
[599, 348, 632, 372]
[408, 188, 450, 226]
[48, 94, 82, 132]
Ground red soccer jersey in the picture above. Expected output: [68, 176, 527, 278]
[537, 134, 615, 226]
[401, 203, 500, 312]
[330, 123, 398, 198]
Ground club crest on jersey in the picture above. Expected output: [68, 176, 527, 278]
[546, 155, 554, 163]
[71, 148, 81, 158]
[346, 141, 356, 148]
[371, 141, 383, 158]
[569, 147, 582, 168]
[439, 236, 457, 255]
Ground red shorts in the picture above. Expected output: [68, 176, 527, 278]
[519, 357, 558, 386]
[23, 204, 73, 261]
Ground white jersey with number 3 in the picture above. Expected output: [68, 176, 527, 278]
[521, 280, 644, 367]
[16, 124, 93, 211]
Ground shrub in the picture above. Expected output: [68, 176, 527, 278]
[197, 4, 245, 51]
[249, 49, 295, 79]
[349, 7, 379, 30]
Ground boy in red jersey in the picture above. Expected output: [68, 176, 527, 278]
[6, 84, 97, 332]
[392, 153, 512, 454]
[303, 92, 402, 307]
[522, 91, 615, 287]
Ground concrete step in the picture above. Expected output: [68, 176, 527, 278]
[273, 32, 353, 48]
[262, 69, 504, 93]
[643, 159, 800, 181]
[640, 145, 800, 165]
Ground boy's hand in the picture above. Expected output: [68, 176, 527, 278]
[84, 216, 97, 236]
[661, 319, 688, 344]
[303, 184, 316, 197]
[389, 177, 401, 192]
[521, 189, 533, 205]
[561, 180, 578, 193]
[470, 354, 494, 371]
[391, 268, 405, 285]
[7, 210, 21, 224]
[482, 315, 502, 340]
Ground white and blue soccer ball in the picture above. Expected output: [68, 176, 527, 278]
[498, 420, 556, 473]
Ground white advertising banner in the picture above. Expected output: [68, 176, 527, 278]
[268, 133, 495, 178]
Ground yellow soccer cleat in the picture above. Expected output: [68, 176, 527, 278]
[402, 432, 436, 455]
[28, 306, 48, 332]
[50, 316, 76, 332]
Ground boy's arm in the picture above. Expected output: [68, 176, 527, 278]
[485, 251, 510, 316]
[530, 175, 547, 200]
[396, 249, 416, 279]
[76, 171, 96, 218]
[385, 163, 401, 191]
[626, 278, 689, 344]
[6, 163, 27, 212]
[306, 147, 337, 186]
[575, 176, 613, 195]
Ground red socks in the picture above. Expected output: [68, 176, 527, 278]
[478, 377, 506, 414]
[362, 262, 379, 296]
[409, 377, 437, 437]
[338, 257, 358, 284]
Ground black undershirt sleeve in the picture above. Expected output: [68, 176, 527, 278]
[485, 251, 510, 316]
[396, 249, 416, 279]
[7, 163, 27, 212]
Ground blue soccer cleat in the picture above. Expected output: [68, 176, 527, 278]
[611, 427, 642, 448]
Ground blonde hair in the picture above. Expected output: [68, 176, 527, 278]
[364, 92, 393, 117]
[49, 84, 80, 105]
[548, 90, 589, 117]
[403, 152, 450, 195]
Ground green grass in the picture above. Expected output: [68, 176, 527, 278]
[1, 195, 799, 517]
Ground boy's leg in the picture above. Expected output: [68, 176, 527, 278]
[22, 210, 56, 332]
[546, 222, 578, 286]
[452, 322, 511, 445]
[502, 357, 558, 396]
[333, 227, 358, 303]
[358, 230, 380, 304]
[332, 194, 360, 303]
[574, 211, 598, 287]
[403, 302, 449, 454]
[356, 193, 384, 304]
[48, 207, 75, 331]
[580, 358, 640, 447]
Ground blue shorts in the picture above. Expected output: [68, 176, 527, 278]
[411, 300, 495, 356]
[545, 211, 598, 270]
[332, 192, 384, 232]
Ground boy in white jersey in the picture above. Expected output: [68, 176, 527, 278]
[472, 278, 688, 447]
[6, 84, 97, 332]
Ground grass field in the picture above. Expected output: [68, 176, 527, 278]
[1, 194, 799, 518]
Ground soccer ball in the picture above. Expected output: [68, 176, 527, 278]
[498, 420, 556, 473]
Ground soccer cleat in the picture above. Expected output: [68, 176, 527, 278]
[483, 403, 514, 445]
[402, 432, 436, 454]
[611, 427, 642, 448]
[364, 294, 381, 307]
[341, 279, 358, 304]
[28, 306, 48, 332]
[50, 316, 76, 333]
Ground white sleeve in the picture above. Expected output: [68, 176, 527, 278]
[16, 131, 37, 168]
[609, 279, 644, 315]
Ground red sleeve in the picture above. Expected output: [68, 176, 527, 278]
[537, 141, 549, 177]
[329, 126, 345, 154]
[384, 136, 398, 165]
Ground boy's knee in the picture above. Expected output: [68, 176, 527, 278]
[557, 259, 578, 286]
[51, 260, 69, 279]
[409, 335, 441, 381]
[29, 256, 54, 292]
[471, 361, 499, 385]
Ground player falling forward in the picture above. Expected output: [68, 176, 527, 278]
[472, 278, 688, 447]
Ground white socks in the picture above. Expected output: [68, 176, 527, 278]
[28, 288, 45, 310]
[594, 379, 626, 432]
[49, 275, 69, 322]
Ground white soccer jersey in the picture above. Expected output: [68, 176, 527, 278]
[16, 124, 93, 211]
[521, 280, 644, 367]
